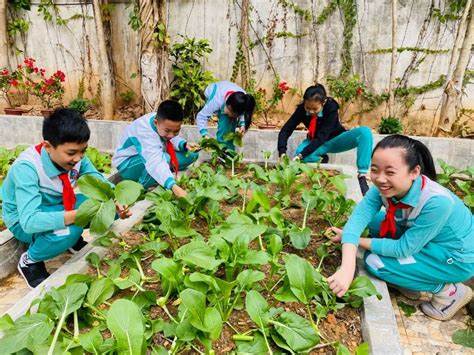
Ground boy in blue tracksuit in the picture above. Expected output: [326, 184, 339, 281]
[196, 81, 256, 151]
[277, 84, 373, 195]
[1, 109, 129, 288]
[113, 100, 199, 198]
[327, 135, 473, 321]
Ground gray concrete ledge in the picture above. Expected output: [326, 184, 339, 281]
[0, 114, 472, 170]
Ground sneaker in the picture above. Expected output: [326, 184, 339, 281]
[420, 283, 472, 321]
[68, 237, 88, 254]
[320, 154, 329, 164]
[17, 252, 50, 289]
[358, 174, 370, 196]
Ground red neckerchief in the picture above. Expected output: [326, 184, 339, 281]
[308, 115, 317, 139]
[165, 140, 179, 178]
[380, 176, 426, 238]
[35, 143, 76, 211]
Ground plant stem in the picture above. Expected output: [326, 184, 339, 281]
[48, 308, 68, 355]
[225, 320, 241, 334]
[306, 304, 318, 333]
[162, 304, 179, 324]
[269, 274, 285, 293]
[258, 234, 265, 251]
[73, 310, 79, 340]
[302, 200, 310, 229]
[261, 329, 273, 355]
[134, 256, 146, 281]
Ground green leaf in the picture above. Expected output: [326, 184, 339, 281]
[0, 313, 54, 353]
[355, 342, 370, 355]
[78, 175, 114, 201]
[217, 211, 267, 244]
[78, 328, 105, 354]
[343, 276, 382, 307]
[114, 180, 143, 205]
[174, 240, 222, 271]
[237, 250, 270, 266]
[48, 282, 89, 319]
[151, 257, 183, 294]
[106, 299, 145, 355]
[452, 328, 474, 348]
[90, 199, 116, 236]
[86, 252, 101, 268]
[235, 333, 267, 354]
[273, 312, 319, 352]
[0, 314, 14, 331]
[237, 270, 265, 290]
[284, 254, 321, 304]
[336, 342, 351, 355]
[87, 277, 115, 306]
[397, 300, 416, 317]
[245, 290, 270, 328]
[113, 268, 141, 290]
[289, 227, 312, 250]
[75, 198, 102, 227]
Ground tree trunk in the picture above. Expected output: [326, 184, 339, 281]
[240, 0, 250, 89]
[433, 0, 473, 135]
[0, 0, 8, 68]
[92, 0, 115, 119]
[388, 0, 397, 118]
[138, 0, 168, 112]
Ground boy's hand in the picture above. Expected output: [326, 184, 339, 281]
[65, 210, 77, 226]
[116, 203, 132, 219]
[172, 185, 187, 198]
[187, 142, 200, 152]
[325, 226, 342, 243]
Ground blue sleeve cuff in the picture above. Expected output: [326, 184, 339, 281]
[179, 141, 187, 151]
[163, 177, 176, 190]
[200, 129, 209, 136]
[341, 233, 360, 246]
[370, 238, 385, 255]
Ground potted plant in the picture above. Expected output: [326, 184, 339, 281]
[252, 78, 290, 129]
[0, 67, 28, 115]
[20, 58, 65, 117]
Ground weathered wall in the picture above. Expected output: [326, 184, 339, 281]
[3, 0, 474, 128]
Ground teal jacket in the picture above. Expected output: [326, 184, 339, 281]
[2, 145, 107, 234]
[342, 175, 474, 263]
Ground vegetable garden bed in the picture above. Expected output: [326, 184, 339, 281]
[0, 158, 384, 354]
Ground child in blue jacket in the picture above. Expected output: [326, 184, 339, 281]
[113, 100, 199, 198]
[196, 80, 255, 151]
[2, 109, 129, 288]
[328, 135, 473, 321]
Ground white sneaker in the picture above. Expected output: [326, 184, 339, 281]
[421, 283, 472, 321]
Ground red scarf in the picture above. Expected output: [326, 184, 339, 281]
[35, 143, 76, 211]
[308, 115, 317, 139]
[166, 140, 179, 177]
[380, 176, 426, 239]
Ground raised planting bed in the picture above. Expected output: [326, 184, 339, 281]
[0, 159, 402, 354]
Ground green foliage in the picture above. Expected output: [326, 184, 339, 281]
[452, 328, 474, 348]
[7, 18, 30, 37]
[119, 90, 135, 105]
[169, 36, 215, 122]
[68, 97, 91, 114]
[397, 300, 416, 317]
[37, 0, 66, 25]
[277, 0, 312, 21]
[127, 0, 141, 31]
[9, 0, 31, 11]
[368, 47, 449, 55]
[76, 176, 143, 236]
[433, 0, 468, 23]
[437, 160, 474, 210]
[378, 116, 403, 134]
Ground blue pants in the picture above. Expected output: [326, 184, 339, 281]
[216, 112, 238, 151]
[117, 151, 199, 189]
[295, 127, 373, 174]
[364, 211, 474, 293]
[12, 194, 87, 262]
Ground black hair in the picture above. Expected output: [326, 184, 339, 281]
[373, 134, 437, 181]
[226, 92, 256, 130]
[156, 100, 184, 122]
[43, 108, 90, 147]
[303, 84, 327, 103]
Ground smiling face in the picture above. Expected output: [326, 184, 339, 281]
[154, 118, 182, 141]
[370, 147, 421, 199]
[44, 141, 88, 171]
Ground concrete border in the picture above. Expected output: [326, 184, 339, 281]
[0, 161, 402, 354]
[0, 114, 472, 169]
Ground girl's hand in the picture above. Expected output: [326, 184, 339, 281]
[325, 226, 342, 243]
[236, 126, 246, 134]
[116, 203, 132, 219]
[327, 266, 355, 298]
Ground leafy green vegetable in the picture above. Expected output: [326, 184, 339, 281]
[397, 300, 416, 317]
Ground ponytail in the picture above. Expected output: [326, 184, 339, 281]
[373, 134, 437, 181]
[226, 92, 256, 130]
[303, 84, 327, 103]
